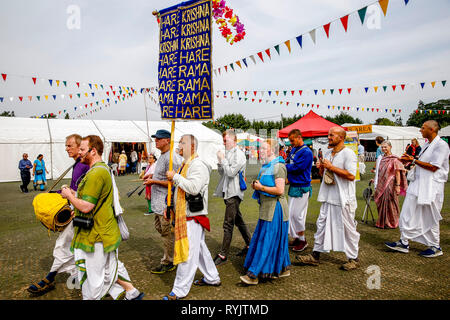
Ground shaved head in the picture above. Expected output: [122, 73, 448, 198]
[330, 127, 347, 139]
[424, 120, 440, 132]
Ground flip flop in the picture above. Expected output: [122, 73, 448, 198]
[193, 278, 221, 287]
[27, 278, 55, 295]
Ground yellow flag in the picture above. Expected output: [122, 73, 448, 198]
[431, 81, 436, 88]
[284, 40, 291, 53]
[322, 89, 326, 95]
[95, 84, 98, 89]
[374, 86, 379, 92]
[45, 95, 48, 100]
[85, 93, 88, 97]
[276, 91, 279, 96]
[56, 80, 60, 86]
[230, 91, 233, 96]
[236, 61, 242, 68]
[379, 0, 389, 17]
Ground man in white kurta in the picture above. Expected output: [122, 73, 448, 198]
[386, 121, 449, 257]
[296, 127, 361, 271]
[164, 134, 221, 300]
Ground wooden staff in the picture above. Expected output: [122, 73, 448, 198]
[167, 120, 176, 227]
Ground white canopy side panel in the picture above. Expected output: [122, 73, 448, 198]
[0, 143, 51, 182]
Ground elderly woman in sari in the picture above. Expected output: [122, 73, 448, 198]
[33, 154, 49, 191]
[240, 139, 291, 285]
[372, 141, 408, 229]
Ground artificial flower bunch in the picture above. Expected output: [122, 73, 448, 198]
[212, 0, 246, 44]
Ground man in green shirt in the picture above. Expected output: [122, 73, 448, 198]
[61, 135, 144, 300]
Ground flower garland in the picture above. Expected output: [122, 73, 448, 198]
[212, 0, 246, 45]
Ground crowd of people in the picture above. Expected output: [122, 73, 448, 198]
[22, 119, 448, 300]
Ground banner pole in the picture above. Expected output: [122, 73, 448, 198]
[167, 120, 176, 227]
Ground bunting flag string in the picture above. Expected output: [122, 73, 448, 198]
[414, 109, 450, 115]
[214, 79, 446, 99]
[216, 93, 403, 114]
[0, 71, 153, 94]
[213, 0, 411, 75]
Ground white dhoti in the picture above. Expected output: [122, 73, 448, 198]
[399, 193, 443, 248]
[313, 203, 360, 260]
[74, 242, 131, 300]
[50, 221, 77, 277]
[172, 219, 220, 299]
[288, 193, 310, 238]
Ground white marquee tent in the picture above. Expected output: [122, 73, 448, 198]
[341, 123, 425, 158]
[0, 117, 223, 182]
[439, 125, 450, 137]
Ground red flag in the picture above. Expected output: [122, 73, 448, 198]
[392, 85, 396, 91]
[299, 90, 303, 96]
[265, 48, 271, 59]
[286, 102, 289, 106]
[106, 91, 109, 96]
[254, 91, 257, 96]
[32, 77, 37, 84]
[259, 99, 262, 103]
[347, 88, 352, 94]
[323, 23, 331, 38]
[401, 84, 406, 90]
[19, 96, 23, 101]
[113, 91, 116, 95]
[291, 90, 295, 96]
[339, 89, 343, 94]
[28, 96, 32, 101]
[252, 99, 255, 102]
[1, 74, 6, 81]
[340, 15, 349, 32]
[244, 91, 248, 96]
[76, 82, 80, 88]
[257, 52, 264, 62]
[225, 65, 228, 72]
[69, 94, 72, 99]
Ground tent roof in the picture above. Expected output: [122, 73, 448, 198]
[48, 119, 102, 143]
[439, 125, 450, 137]
[357, 125, 422, 140]
[278, 110, 344, 138]
[0, 117, 51, 143]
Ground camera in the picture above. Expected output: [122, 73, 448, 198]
[73, 216, 94, 230]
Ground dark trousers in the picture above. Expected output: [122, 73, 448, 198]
[20, 170, 30, 192]
[220, 196, 252, 257]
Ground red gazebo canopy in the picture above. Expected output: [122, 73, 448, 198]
[278, 110, 345, 138]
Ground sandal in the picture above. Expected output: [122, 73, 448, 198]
[193, 277, 221, 287]
[162, 291, 181, 300]
[27, 278, 55, 295]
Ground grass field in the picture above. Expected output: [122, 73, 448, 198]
[0, 162, 448, 300]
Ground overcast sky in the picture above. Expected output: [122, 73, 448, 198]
[0, 0, 449, 125]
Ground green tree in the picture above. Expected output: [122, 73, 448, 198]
[406, 99, 450, 128]
[374, 117, 396, 126]
[325, 112, 362, 125]
[64, 113, 70, 119]
[0, 110, 15, 117]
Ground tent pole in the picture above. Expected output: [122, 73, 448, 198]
[143, 90, 152, 154]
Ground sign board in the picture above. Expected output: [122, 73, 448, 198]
[158, 0, 213, 120]
[345, 124, 373, 134]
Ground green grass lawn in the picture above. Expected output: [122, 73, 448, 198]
[0, 162, 448, 300]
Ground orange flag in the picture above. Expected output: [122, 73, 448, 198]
[379, 0, 389, 17]
[284, 40, 291, 53]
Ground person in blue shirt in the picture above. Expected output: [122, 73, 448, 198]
[285, 129, 313, 252]
[18, 153, 33, 193]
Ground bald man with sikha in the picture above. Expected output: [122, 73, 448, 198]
[386, 120, 449, 258]
[296, 127, 361, 270]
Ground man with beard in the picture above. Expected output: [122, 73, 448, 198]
[296, 127, 361, 271]
[27, 134, 90, 295]
[61, 135, 144, 300]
